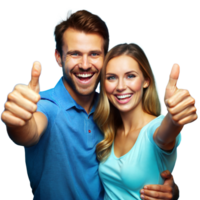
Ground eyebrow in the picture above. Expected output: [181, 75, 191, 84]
[106, 70, 138, 75]
[67, 50, 103, 55]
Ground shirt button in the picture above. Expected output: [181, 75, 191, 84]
[88, 130, 91, 133]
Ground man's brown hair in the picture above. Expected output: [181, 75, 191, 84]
[54, 10, 109, 58]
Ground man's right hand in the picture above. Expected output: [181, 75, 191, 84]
[1, 62, 41, 127]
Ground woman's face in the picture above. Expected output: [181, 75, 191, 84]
[105, 55, 149, 113]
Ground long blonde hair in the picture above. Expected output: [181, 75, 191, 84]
[94, 43, 161, 162]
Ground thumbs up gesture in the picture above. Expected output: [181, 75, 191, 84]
[1, 62, 41, 127]
[164, 64, 197, 126]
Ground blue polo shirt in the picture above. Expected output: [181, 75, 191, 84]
[25, 78, 104, 200]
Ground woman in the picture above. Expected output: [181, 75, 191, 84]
[94, 43, 197, 199]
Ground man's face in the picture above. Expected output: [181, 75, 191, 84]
[56, 28, 104, 98]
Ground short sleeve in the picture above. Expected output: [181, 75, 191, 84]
[37, 99, 51, 122]
[159, 134, 181, 156]
[147, 114, 165, 143]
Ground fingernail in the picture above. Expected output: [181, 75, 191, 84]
[140, 189, 144, 194]
[34, 64, 40, 70]
[163, 171, 169, 175]
[141, 194, 144, 199]
[144, 186, 148, 189]
[33, 61, 40, 70]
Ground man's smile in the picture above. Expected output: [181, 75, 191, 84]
[73, 72, 97, 84]
[75, 72, 94, 80]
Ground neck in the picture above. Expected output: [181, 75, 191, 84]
[62, 78, 95, 114]
[119, 102, 151, 136]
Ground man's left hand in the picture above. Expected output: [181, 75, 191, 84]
[140, 170, 178, 200]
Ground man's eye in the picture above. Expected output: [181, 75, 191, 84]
[72, 53, 79, 56]
[91, 53, 98, 56]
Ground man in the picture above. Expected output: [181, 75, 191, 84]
[1, 10, 178, 200]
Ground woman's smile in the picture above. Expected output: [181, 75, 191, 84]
[114, 93, 133, 104]
[105, 55, 149, 112]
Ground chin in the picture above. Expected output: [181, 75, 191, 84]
[111, 103, 135, 113]
[76, 87, 96, 96]
[77, 83, 99, 96]
[118, 107, 132, 113]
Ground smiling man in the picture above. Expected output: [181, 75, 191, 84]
[55, 27, 105, 113]
[1, 10, 178, 200]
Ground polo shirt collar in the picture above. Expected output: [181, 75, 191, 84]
[53, 77, 99, 113]
[90, 92, 99, 115]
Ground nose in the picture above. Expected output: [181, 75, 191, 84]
[79, 55, 91, 70]
[116, 78, 126, 92]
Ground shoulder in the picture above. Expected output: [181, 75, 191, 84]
[143, 115, 164, 143]
[145, 113, 165, 125]
[39, 78, 62, 103]
[38, 88, 58, 108]
[39, 88, 53, 97]
[146, 114, 157, 122]
[38, 86, 60, 106]
[147, 114, 165, 123]
[37, 88, 60, 120]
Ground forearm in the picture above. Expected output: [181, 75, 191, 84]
[154, 114, 182, 150]
[7, 116, 39, 146]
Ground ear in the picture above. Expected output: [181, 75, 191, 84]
[143, 78, 150, 88]
[55, 49, 62, 67]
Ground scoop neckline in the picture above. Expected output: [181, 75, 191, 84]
[112, 115, 162, 160]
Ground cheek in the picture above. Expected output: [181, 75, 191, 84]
[92, 58, 104, 71]
[64, 57, 77, 72]
[129, 79, 143, 91]
[63, 64, 70, 74]
[69, 58, 78, 66]
[105, 81, 116, 94]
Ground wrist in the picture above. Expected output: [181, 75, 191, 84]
[172, 184, 179, 200]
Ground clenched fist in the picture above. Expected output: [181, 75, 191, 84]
[1, 62, 41, 127]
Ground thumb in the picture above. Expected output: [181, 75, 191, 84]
[28, 61, 41, 93]
[160, 170, 172, 179]
[165, 64, 180, 100]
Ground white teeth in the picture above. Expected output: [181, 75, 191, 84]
[76, 74, 93, 78]
[117, 94, 131, 99]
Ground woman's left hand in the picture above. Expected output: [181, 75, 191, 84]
[140, 170, 178, 200]
[164, 64, 197, 126]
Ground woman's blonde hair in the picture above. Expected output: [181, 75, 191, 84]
[94, 43, 161, 162]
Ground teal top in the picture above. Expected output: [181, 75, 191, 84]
[99, 115, 181, 200]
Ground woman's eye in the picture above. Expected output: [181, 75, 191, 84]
[107, 76, 116, 80]
[127, 74, 135, 79]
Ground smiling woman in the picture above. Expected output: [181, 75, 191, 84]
[94, 43, 197, 199]
[94, 43, 164, 161]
